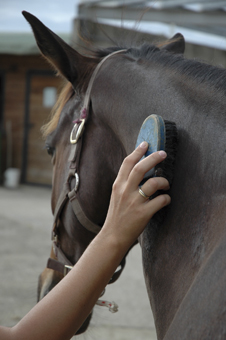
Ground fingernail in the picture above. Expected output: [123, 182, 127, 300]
[159, 150, 167, 158]
[140, 141, 148, 149]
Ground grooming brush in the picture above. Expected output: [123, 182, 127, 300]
[135, 114, 178, 187]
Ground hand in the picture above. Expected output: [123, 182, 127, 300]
[103, 142, 171, 248]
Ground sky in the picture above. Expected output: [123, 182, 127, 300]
[0, 0, 80, 33]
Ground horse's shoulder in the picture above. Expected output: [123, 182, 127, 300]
[163, 232, 226, 340]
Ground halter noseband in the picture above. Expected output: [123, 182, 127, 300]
[47, 49, 127, 285]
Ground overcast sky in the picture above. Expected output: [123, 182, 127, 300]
[0, 0, 80, 33]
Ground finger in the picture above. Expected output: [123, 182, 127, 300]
[116, 142, 148, 183]
[146, 194, 171, 217]
[138, 177, 170, 200]
[128, 150, 167, 190]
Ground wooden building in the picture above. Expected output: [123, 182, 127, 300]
[0, 33, 69, 185]
[74, 0, 226, 66]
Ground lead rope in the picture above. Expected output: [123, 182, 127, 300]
[96, 299, 118, 313]
[96, 289, 118, 313]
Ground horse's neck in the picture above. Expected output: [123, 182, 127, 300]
[93, 58, 226, 338]
[138, 72, 226, 339]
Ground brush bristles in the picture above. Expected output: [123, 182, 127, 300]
[155, 120, 178, 186]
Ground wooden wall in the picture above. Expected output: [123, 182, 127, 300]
[0, 54, 63, 185]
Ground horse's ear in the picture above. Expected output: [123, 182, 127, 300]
[161, 33, 185, 54]
[22, 11, 91, 86]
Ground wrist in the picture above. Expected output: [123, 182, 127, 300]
[99, 222, 133, 258]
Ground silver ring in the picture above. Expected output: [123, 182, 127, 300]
[138, 188, 150, 199]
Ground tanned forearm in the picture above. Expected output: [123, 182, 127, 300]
[10, 230, 126, 340]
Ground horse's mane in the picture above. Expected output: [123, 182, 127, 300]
[41, 82, 74, 138]
[42, 41, 226, 138]
[128, 43, 226, 93]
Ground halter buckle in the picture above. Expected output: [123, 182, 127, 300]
[64, 264, 73, 276]
[70, 119, 85, 144]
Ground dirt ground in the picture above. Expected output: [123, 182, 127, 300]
[0, 185, 157, 340]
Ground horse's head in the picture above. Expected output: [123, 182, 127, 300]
[22, 11, 131, 334]
[23, 11, 185, 335]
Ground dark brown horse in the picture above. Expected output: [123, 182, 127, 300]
[23, 11, 226, 339]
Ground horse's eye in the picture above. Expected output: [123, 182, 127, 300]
[45, 144, 55, 156]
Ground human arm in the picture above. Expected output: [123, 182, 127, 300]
[0, 142, 170, 340]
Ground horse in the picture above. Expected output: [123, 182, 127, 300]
[23, 11, 226, 339]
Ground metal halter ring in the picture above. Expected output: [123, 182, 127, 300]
[70, 119, 86, 144]
[138, 188, 150, 200]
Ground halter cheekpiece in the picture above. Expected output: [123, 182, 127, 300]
[47, 49, 127, 312]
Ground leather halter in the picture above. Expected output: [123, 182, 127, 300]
[47, 49, 127, 281]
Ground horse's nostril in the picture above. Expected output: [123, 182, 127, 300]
[37, 269, 63, 302]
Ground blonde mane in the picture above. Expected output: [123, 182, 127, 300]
[41, 82, 74, 139]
